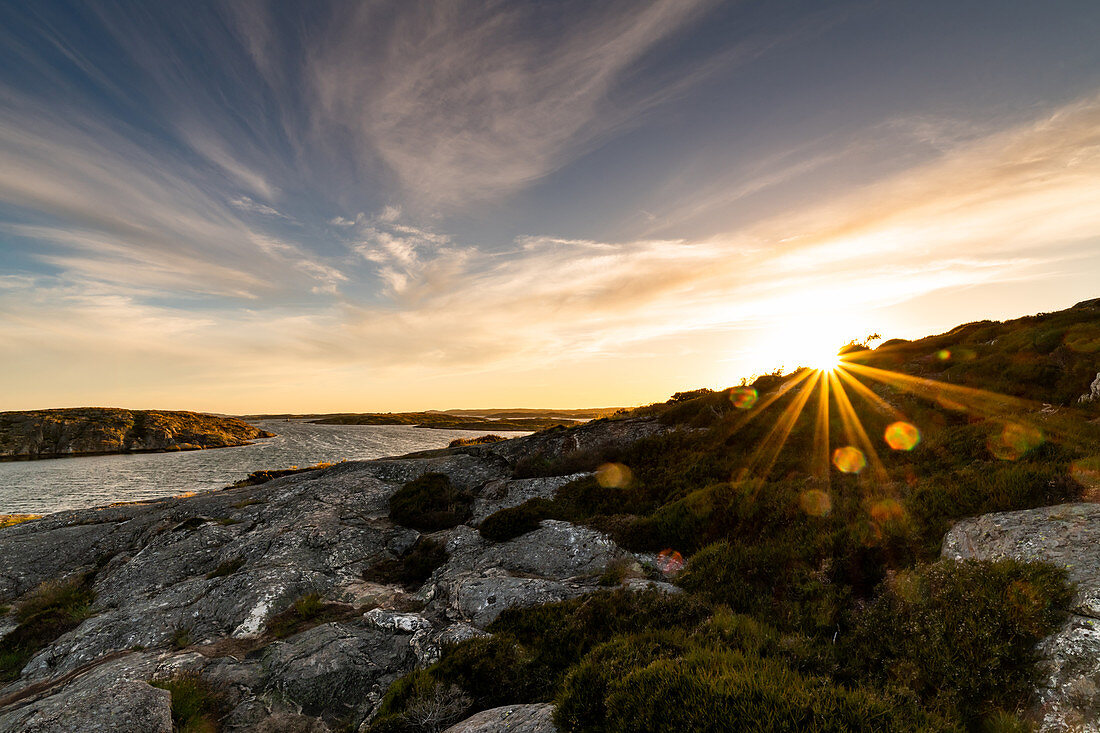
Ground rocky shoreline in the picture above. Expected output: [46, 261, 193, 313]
[0, 412, 1097, 731]
[0, 416, 666, 731]
[0, 408, 274, 460]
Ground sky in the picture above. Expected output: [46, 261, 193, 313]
[2, 0, 1099, 413]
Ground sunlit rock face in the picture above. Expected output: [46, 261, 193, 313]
[943, 504, 1100, 732]
[0, 415, 670, 731]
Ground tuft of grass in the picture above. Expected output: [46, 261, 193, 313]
[597, 558, 635, 587]
[265, 593, 357, 640]
[230, 497, 263, 509]
[171, 625, 193, 649]
[388, 473, 473, 531]
[205, 558, 245, 580]
[0, 576, 95, 682]
[151, 670, 228, 733]
[293, 592, 324, 619]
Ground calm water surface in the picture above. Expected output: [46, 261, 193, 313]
[0, 420, 526, 515]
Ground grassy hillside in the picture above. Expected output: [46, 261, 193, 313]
[373, 300, 1100, 732]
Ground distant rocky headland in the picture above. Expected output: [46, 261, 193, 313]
[248, 408, 622, 432]
[0, 408, 274, 460]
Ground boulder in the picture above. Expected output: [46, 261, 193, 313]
[261, 622, 415, 723]
[1079, 372, 1100, 404]
[943, 503, 1100, 731]
[444, 703, 558, 732]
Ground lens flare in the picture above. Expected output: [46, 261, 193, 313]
[884, 421, 921, 451]
[730, 386, 758, 409]
[988, 422, 1044, 460]
[657, 549, 684, 575]
[596, 462, 633, 488]
[870, 498, 906, 524]
[832, 446, 866, 474]
[799, 489, 832, 516]
[1070, 457, 1100, 495]
[936, 349, 951, 361]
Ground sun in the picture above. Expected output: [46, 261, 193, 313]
[809, 348, 841, 372]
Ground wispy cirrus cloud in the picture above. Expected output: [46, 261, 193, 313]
[4, 92, 1100, 410]
[306, 0, 722, 204]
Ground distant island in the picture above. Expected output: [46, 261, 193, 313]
[245, 407, 622, 432]
[0, 408, 274, 460]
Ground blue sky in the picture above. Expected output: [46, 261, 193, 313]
[2, 0, 1100, 412]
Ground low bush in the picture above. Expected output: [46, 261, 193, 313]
[478, 498, 558, 542]
[676, 540, 849, 634]
[597, 558, 635, 587]
[554, 630, 691, 730]
[364, 538, 449, 590]
[151, 670, 229, 732]
[845, 558, 1072, 722]
[389, 474, 473, 531]
[592, 647, 949, 733]
[370, 670, 472, 733]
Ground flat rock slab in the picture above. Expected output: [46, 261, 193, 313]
[444, 703, 558, 732]
[0, 655, 170, 733]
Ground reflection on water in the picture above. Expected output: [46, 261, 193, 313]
[0, 420, 527, 515]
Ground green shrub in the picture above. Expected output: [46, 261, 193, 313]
[389, 474, 473, 531]
[151, 670, 228, 732]
[594, 647, 950, 733]
[676, 540, 849, 633]
[555, 630, 691, 731]
[370, 670, 472, 732]
[364, 538, 449, 590]
[478, 498, 558, 542]
[845, 558, 1072, 721]
[15, 577, 94, 623]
